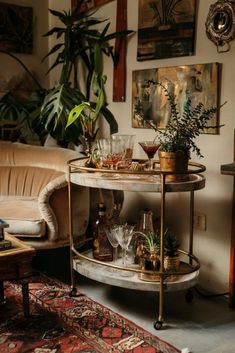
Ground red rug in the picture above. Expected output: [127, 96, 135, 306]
[0, 275, 180, 353]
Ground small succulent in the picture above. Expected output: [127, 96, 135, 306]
[164, 230, 180, 257]
[139, 231, 160, 255]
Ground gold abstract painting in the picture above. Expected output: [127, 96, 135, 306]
[132, 63, 221, 134]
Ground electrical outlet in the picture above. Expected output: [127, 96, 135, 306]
[194, 213, 206, 231]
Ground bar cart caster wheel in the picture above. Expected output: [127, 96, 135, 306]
[185, 289, 194, 303]
[69, 287, 77, 297]
[154, 320, 163, 330]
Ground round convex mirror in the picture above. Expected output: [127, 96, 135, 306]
[205, 0, 235, 52]
[213, 11, 231, 33]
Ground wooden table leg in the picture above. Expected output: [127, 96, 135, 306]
[21, 280, 30, 317]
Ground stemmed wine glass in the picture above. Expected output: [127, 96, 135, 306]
[139, 140, 160, 170]
[105, 226, 120, 269]
[113, 224, 135, 276]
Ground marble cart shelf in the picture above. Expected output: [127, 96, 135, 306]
[73, 251, 199, 292]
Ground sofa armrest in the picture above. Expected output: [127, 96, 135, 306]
[38, 175, 89, 248]
[38, 175, 66, 242]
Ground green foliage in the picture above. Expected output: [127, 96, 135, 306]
[0, 90, 41, 143]
[141, 82, 225, 158]
[139, 231, 160, 254]
[164, 230, 180, 257]
[0, 4, 133, 146]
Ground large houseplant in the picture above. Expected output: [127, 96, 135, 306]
[0, 3, 133, 147]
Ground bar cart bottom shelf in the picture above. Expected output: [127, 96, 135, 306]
[73, 257, 199, 293]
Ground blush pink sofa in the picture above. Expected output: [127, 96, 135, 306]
[0, 141, 89, 250]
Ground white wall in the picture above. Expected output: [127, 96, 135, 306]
[82, 0, 234, 293]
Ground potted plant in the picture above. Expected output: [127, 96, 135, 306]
[140, 81, 225, 181]
[137, 231, 161, 281]
[0, 50, 47, 144]
[39, 5, 133, 148]
[164, 230, 180, 272]
[0, 3, 133, 147]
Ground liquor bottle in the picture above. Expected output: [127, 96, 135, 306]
[93, 203, 113, 261]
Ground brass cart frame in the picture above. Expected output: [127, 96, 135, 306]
[67, 158, 206, 330]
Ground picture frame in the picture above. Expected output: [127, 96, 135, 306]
[71, 0, 114, 12]
[0, 2, 33, 54]
[132, 63, 221, 134]
[137, 0, 197, 61]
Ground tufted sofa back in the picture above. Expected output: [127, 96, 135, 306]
[0, 142, 79, 197]
[0, 141, 78, 171]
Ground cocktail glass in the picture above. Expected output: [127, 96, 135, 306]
[114, 224, 135, 276]
[139, 140, 160, 170]
[105, 226, 119, 267]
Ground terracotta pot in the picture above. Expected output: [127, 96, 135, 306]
[159, 151, 189, 182]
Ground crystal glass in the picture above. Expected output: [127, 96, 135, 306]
[113, 224, 135, 276]
[97, 138, 125, 169]
[139, 140, 160, 170]
[105, 226, 119, 265]
[111, 134, 135, 168]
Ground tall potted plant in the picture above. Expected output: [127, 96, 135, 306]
[37, 6, 133, 148]
[0, 3, 133, 147]
[140, 81, 225, 181]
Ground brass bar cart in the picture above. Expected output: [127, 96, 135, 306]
[67, 158, 206, 329]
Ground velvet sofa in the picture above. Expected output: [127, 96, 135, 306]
[0, 141, 89, 250]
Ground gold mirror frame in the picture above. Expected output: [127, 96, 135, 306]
[205, 0, 235, 52]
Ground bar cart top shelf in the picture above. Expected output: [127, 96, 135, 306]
[68, 158, 206, 193]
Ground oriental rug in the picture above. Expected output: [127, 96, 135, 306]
[0, 275, 180, 353]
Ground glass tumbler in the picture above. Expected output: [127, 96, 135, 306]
[97, 138, 125, 169]
[111, 134, 135, 168]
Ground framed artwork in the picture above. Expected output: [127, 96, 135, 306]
[132, 63, 221, 134]
[71, 0, 114, 12]
[137, 0, 197, 61]
[0, 2, 33, 54]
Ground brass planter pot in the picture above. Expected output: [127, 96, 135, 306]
[159, 151, 189, 182]
[139, 251, 161, 282]
[164, 255, 180, 272]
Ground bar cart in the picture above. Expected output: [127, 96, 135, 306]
[67, 157, 206, 330]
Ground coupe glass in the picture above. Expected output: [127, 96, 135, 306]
[139, 140, 160, 170]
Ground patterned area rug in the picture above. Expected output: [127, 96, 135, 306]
[0, 275, 180, 353]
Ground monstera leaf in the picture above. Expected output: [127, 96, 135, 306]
[39, 83, 85, 145]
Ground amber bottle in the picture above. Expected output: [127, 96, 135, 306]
[93, 203, 113, 261]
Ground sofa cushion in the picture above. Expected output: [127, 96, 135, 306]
[0, 196, 46, 238]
